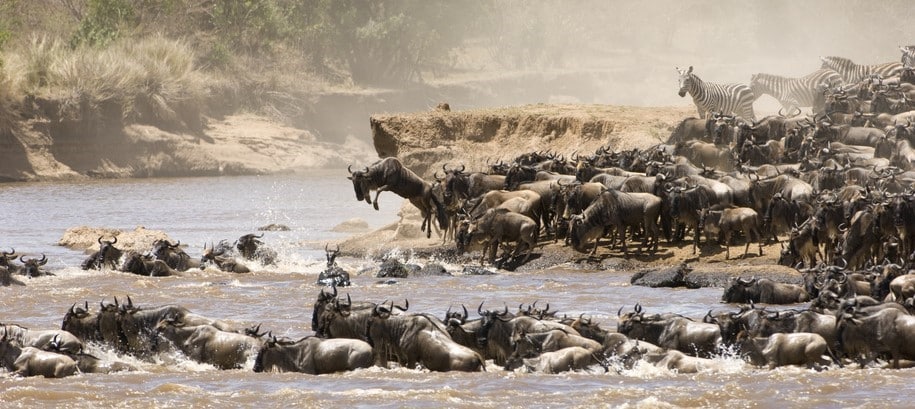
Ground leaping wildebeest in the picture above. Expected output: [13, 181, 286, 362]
[348, 157, 448, 238]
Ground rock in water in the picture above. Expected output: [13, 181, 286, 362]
[258, 223, 291, 231]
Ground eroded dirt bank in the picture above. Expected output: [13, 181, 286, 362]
[370, 104, 694, 178]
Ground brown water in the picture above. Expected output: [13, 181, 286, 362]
[0, 175, 911, 408]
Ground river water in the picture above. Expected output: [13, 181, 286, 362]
[0, 173, 909, 408]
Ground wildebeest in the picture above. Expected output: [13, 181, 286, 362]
[509, 346, 607, 374]
[348, 157, 448, 238]
[117, 297, 233, 355]
[836, 301, 915, 368]
[0, 331, 78, 378]
[235, 233, 278, 265]
[253, 335, 374, 374]
[61, 301, 101, 343]
[19, 254, 52, 278]
[81, 236, 123, 270]
[721, 277, 810, 304]
[367, 302, 485, 372]
[617, 305, 721, 357]
[568, 189, 661, 255]
[150, 239, 199, 271]
[200, 243, 250, 273]
[119, 251, 182, 277]
[508, 328, 602, 361]
[316, 244, 350, 287]
[0, 323, 83, 354]
[700, 206, 763, 259]
[437, 164, 505, 203]
[462, 208, 538, 268]
[738, 332, 835, 370]
[155, 318, 264, 369]
[475, 303, 579, 367]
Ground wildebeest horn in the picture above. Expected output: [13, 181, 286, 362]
[98, 236, 104, 245]
[1, 247, 13, 256]
[634, 303, 642, 313]
[478, 301, 486, 316]
[617, 306, 623, 317]
[126, 295, 134, 308]
[69, 303, 76, 315]
[703, 310, 714, 323]
[38, 254, 47, 265]
[836, 272, 848, 284]
[837, 258, 848, 269]
[778, 107, 785, 117]
[169, 240, 180, 249]
[347, 165, 353, 174]
[461, 304, 468, 320]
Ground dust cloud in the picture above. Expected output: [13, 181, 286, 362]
[410, 0, 913, 115]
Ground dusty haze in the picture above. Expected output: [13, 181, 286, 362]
[424, 0, 913, 113]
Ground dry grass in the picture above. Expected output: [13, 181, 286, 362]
[1, 35, 207, 127]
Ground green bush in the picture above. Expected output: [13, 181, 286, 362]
[70, 0, 135, 48]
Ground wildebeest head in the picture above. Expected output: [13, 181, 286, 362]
[722, 277, 758, 303]
[311, 285, 338, 334]
[444, 304, 469, 327]
[503, 164, 536, 190]
[151, 239, 180, 259]
[324, 244, 340, 268]
[347, 165, 372, 203]
[236, 233, 264, 259]
[616, 303, 645, 335]
[676, 66, 695, 97]
[19, 254, 49, 277]
[477, 302, 511, 346]
[439, 164, 467, 203]
[0, 248, 17, 268]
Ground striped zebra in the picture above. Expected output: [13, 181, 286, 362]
[677, 66, 755, 121]
[819, 56, 903, 84]
[749, 69, 844, 113]
[901, 46, 915, 68]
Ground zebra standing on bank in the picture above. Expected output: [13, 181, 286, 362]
[819, 55, 903, 84]
[677, 66, 755, 121]
[749, 69, 844, 114]
[901, 46, 915, 68]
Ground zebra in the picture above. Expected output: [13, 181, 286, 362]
[749, 69, 844, 114]
[819, 56, 902, 84]
[901, 46, 915, 68]
[677, 66, 755, 121]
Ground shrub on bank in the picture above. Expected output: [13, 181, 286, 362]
[1, 35, 206, 132]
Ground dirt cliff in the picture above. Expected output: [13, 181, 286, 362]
[369, 104, 694, 177]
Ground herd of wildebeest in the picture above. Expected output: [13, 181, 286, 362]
[8, 50, 915, 378]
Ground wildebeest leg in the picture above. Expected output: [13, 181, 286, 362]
[372, 185, 391, 210]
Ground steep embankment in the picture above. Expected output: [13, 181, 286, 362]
[0, 113, 377, 182]
[369, 104, 694, 177]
